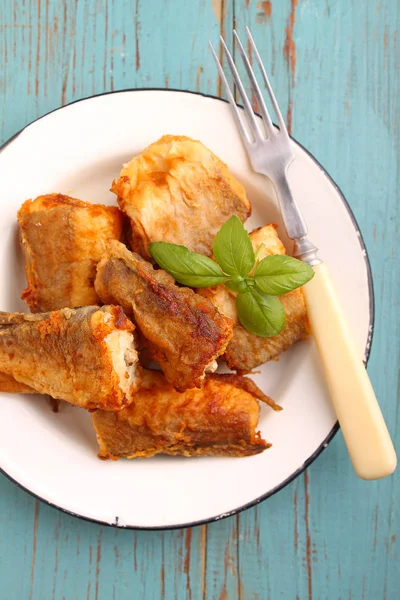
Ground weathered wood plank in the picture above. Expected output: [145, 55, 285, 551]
[204, 517, 240, 600]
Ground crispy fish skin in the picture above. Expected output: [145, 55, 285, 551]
[199, 225, 309, 372]
[18, 193, 124, 312]
[95, 240, 233, 391]
[92, 371, 273, 459]
[0, 306, 141, 410]
[111, 135, 251, 259]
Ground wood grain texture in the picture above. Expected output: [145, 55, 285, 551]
[0, 0, 398, 598]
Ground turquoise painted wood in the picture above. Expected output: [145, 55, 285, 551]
[0, 1, 398, 598]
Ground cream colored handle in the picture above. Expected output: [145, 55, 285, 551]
[303, 262, 396, 480]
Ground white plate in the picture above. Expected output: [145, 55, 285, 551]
[0, 90, 373, 529]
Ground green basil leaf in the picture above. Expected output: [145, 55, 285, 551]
[149, 242, 228, 288]
[225, 278, 247, 293]
[254, 255, 314, 296]
[236, 287, 285, 337]
[213, 215, 255, 277]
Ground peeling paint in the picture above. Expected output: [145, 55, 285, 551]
[294, 489, 299, 552]
[373, 506, 379, 550]
[256, 1, 272, 23]
[29, 500, 39, 600]
[184, 529, 193, 600]
[135, 0, 140, 71]
[196, 65, 204, 91]
[304, 472, 313, 600]
[284, 0, 298, 133]
[212, 0, 226, 26]
[95, 531, 102, 600]
[284, 0, 298, 87]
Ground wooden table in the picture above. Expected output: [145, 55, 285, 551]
[1, 1, 398, 598]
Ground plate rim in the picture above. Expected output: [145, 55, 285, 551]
[0, 88, 375, 530]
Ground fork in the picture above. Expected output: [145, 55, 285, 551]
[210, 28, 396, 480]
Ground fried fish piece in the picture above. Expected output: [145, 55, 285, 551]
[18, 193, 124, 312]
[92, 370, 279, 459]
[111, 135, 251, 258]
[0, 372, 36, 394]
[199, 225, 309, 372]
[95, 240, 233, 391]
[0, 306, 141, 410]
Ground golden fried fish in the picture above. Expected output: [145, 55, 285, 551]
[111, 135, 251, 258]
[199, 225, 309, 372]
[0, 372, 36, 394]
[0, 305, 141, 410]
[18, 193, 124, 312]
[95, 240, 233, 391]
[92, 370, 279, 459]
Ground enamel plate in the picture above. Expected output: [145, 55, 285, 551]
[0, 90, 373, 529]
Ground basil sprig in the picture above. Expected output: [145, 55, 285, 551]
[148, 216, 314, 338]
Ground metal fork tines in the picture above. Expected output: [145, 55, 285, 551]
[210, 28, 317, 254]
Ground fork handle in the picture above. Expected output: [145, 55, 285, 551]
[303, 262, 396, 480]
